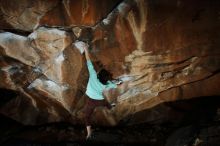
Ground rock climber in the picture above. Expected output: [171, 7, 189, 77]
[79, 41, 122, 139]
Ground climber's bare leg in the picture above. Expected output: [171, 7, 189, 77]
[86, 125, 92, 139]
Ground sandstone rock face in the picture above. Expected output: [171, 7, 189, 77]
[0, 0, 220, 127]
[0, 0, 122, 30]
[0, 32, 40, 66]
[0, 0, 59, 31]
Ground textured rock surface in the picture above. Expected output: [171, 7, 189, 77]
[1, 96, 220, 145]
[0, 0, 220, 130]
[0, 0, 58, 31]
[0, 0, 122, 30]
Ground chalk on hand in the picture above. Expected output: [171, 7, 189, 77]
[112, 79, 123, 85]
[73, 41, 87, 54]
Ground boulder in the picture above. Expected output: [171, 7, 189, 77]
[0, 0, 220, 127]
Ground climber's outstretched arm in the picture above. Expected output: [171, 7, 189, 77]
[83, 44, 97, 76]
[84, 45, 90, 61]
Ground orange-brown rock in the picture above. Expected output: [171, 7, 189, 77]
[0, 0, 59, 31]
[0, 0, 220, 127]
[0, 0, 122, 31]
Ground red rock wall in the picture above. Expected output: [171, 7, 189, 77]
[0, 0, 220, 126]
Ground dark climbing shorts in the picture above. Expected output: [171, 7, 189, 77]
[84, 95, 111, 126]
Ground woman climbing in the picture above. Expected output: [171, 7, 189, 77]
[80, 42, 122, 139]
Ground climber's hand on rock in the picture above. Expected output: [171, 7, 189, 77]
[116, 80, 123, 85]
[83, 44, 89, 52]
[112, 79, 123, 85]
